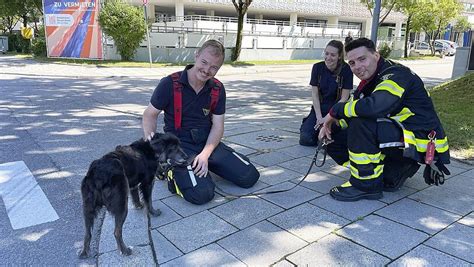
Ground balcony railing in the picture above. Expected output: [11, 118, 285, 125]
[150, 25, 357, 39]
[156, 15, 360, 30]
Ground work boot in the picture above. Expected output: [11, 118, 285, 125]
[383, 161, 420, 192]
[330, 181, 383, 202]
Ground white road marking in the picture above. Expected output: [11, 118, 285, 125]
[0, 161, 59, 230]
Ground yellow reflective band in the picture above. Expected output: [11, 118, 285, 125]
[341, 181, 352, 188]
[342, 161, 350, 168]
[374, 80, 405, 98]
[349, 150, 382, 164]
[403, 129, 449, 153]
[339, 119, 348, 129]
[167, 170, 183, 198]
[350, 164, 384, 180]
[344, 99, 359, 117]
[390, 107, 414, 122]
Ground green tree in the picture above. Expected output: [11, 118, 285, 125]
[361, 0, 400, 25]
[453, 16, 471, 44]
[231, 0, 252, 62]
[411, 0, 462, 55]
[98, 0, 146, 61]
[0, 0, 42, 27]
[396, 0, 424, 58]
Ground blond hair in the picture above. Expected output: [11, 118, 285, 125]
[197, 39, 225, 59]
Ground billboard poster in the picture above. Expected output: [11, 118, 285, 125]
[43, 0, 103, 59]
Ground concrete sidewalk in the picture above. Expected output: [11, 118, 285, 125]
[1, 55, 471, 266]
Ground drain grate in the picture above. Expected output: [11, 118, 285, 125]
[256, 135, 284, 143]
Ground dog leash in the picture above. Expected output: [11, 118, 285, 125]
[214, 137, 333, 200]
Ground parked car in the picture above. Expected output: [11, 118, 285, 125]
[415, 40, 454, 56]
[435, 39, 457, 56]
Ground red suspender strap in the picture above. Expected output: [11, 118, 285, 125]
[210, 78, 221, 113]
[171, 72, 182, 131]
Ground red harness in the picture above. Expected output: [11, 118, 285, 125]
[170, 72, 221, 131]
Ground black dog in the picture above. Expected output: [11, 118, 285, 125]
[79, 133, 187, 258]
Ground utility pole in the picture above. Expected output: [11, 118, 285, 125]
[371, 0, 381, 43]
[143, 0, 153, 67]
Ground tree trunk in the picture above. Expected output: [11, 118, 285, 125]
[232, 9, 244, 61]
[404, 15, 411, 58]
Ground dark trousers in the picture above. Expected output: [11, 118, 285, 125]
[300, 106, 328, 146]
[327, 118, 418, 192]
[170, 132, 260, 205]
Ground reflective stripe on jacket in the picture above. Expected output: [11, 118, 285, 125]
[332, 59, 450, 164]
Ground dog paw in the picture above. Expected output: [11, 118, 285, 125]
[149, 208, 161, 217]
[121, 247, 132, 256]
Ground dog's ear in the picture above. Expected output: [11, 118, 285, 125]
[149, 133, 165, 153]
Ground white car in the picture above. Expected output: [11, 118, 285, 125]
[435, 39, 457, 56]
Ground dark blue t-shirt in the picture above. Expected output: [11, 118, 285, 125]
[150, 65, 226, 133]
[309, 62, 353, 114]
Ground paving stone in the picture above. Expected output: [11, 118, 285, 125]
[98, 245, 155, 266]
[424, 223, 474, 262]
[158, 210, 237, 253]
[458, 212, 474, 227]
[259, 182, 320, 209]
[272, 259, 295, 267]
[258, 166, 303, 185]
[444, 165, 472, 177]
[277, 144, 315, 158]
[149, 200, 182, 229]
[161, 194, 228, 217]
[380, 186, 418, 204]
[404, 172, 431, 191]
[448, 160, 473, 170]
[223, 124, 262, 137]
[320, 165, 351, 179]
[249, 150, 295, 167]
[459, 168, 474, 178]
[375, 198, 461, 234]
[287, 234, 390, 266]
[217, 221, 307, 266]
[225, 129, 298, 150]
[161, 243, 245, 267]
[291, 171, 347, 194]
[268, 203, 348, 242]
[153, 180, 175, 200]
[409, 186, 474, 216]
[278, 157, 325, 174]
[442, 174, 474, 197]
[99, 208, 149, 254]
[337, 215, 429, 259]
[310, 194, 386, 221]
[210, 197, 283, 229]
[151, 230, 183, 264]
[222, 142, 256, 156]
[389, 244, 471, 267]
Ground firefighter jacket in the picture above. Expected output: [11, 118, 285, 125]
[331, 58, 450, 164]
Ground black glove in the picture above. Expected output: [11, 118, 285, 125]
[423, 161, 450, 186]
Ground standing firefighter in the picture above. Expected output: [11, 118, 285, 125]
[319, 38, 450, 201]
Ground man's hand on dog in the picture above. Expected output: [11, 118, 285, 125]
[192, 152, 210, 177]
[145, 132, 155, 142]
